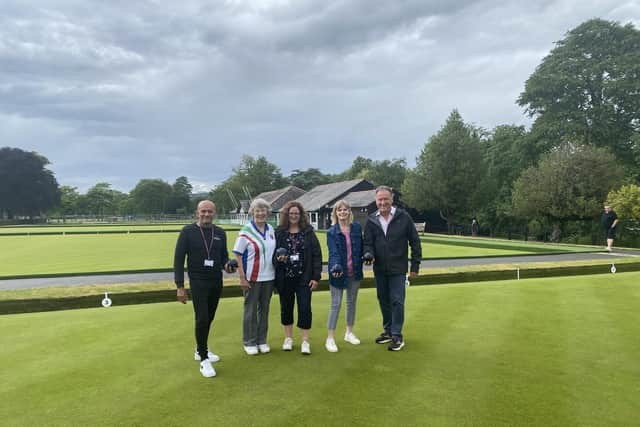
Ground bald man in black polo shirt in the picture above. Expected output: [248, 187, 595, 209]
[174, 200, 235, 378]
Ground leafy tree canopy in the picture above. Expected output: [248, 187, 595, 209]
[512, 143, 624, 223]
[518, 19, 640, 168]
[402, 110, 485, 225]
[0, 147, 60, 218]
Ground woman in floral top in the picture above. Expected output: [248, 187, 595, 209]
[273, 201, 322, 355]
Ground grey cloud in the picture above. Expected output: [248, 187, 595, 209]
[0, 0, 637, 192]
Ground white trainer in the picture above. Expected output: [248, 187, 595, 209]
[325, 338, 338, 353]
[200, 359, 216, 378]
[282, 337, 293, 351]
[301, 340, 311, 355]
[194, 350, 220, 363]
[258, 344, 271, 354]
[344, 332, 361, 345]
[244, 345, 259, 355]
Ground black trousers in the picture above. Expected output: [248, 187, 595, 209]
[279, 276, 312, 329]
[190, 279, 223, 360]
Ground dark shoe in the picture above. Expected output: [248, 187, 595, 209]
[375, 332, 392, 344]
[388, 337, 405, 351]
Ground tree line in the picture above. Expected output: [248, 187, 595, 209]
[1, 19, 639, 244]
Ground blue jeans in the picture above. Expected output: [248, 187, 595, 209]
[375, 274, 406, 340]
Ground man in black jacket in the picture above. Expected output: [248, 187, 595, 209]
[363, 186, 421, 351]
[174, 200, 234, 378]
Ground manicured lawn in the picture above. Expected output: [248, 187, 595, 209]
[1, 273, 637, 426]
[0, 224, 243, 234]
[0, 230, 590, 278]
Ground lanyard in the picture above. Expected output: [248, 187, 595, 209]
[289, 231, 301, 253]
[198, 225, 214, 260]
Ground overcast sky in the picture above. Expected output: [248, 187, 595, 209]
[1, 1, 638, 193]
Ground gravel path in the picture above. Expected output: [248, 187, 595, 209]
[1, 250, 638, 291]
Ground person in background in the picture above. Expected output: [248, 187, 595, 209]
[174, 200, 236, 378]
[325, 199, 363, 353]
[274, 201, 322, 355]
[601, 204, 620, 252]
[233, 198, 277, 356]
[471, 218, 479, 237]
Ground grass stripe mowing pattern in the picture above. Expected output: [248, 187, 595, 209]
[1, 272, 638, 426]
[0, 231, 576, 277]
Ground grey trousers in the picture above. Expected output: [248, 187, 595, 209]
[327, 279, 360, 331]
[243, 280, 274, 346]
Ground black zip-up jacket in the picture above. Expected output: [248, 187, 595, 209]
[174, 223, 229, 287]
[363, 208, 422, 275]
[273, 225, 322, 291]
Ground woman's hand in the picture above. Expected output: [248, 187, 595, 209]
[240, 277, 251, 291]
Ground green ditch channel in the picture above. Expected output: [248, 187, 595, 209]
[2, 262, 638, 315]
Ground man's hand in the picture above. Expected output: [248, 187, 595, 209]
[177, 287, 187, 304]
[309, 280, 318, 290]
[409, 271, 418, 279]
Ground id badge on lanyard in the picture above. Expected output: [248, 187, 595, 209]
[199, 225, 215, 268]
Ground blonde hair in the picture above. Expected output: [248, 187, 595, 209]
[331, 199, 353, 225]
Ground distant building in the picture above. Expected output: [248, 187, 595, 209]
[293, 179, 375, 229]
[335, 189, 377, 226]
[255, 186, 306, 215]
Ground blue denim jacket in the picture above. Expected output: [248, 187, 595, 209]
[326, 222, 364, 288]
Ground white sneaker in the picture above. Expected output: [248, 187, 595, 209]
[282, 337, 293, 351]
[344, 332, 361, 345]
[244, 345, 259, 355]
[194, 349, 220, 363]
[325, 338, 338, 353]
[301, 340, 311, 355]
[200, 359, 216, 378]
[258, 344, 271, 354]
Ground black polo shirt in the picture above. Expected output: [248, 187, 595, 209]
[601, 210, 618, 230]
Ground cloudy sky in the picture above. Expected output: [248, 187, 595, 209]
[1, 0, 638, 193]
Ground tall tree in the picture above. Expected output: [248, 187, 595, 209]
[606, 184, 640, 221]
[0, 147, 60, 218]
[52, 186, 81, 217]
[402, 110, 485, 229]
[288, 168, 330, 190]
[339, 156, 407, 190]
[129, 179, 173, 215]
[167, 176, 193, 214]
[85, 182, 126, 216]
[477, 125, 539, 234]
[518, 19, 640, 168]
[210, 155, 287, 213]
[512, 143, 624, 238]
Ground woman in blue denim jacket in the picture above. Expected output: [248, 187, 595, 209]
[325, 199, 364, 352]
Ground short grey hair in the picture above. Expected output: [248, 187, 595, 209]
[375, 185, 393, 195]
[249, 198, 271, 215]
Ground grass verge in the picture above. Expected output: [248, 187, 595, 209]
[1, 273, 638, 426]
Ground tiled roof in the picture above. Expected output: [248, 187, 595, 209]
[294, 179, 373, 211]
[335, 189, 376, 208]
[255, 186, 306, 212]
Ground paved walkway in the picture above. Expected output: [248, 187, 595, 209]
[1, 250, 638, 291]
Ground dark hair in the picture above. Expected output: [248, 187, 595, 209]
[279, 201, 309, 230]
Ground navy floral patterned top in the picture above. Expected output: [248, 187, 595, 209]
[284, 231, 305, 278]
